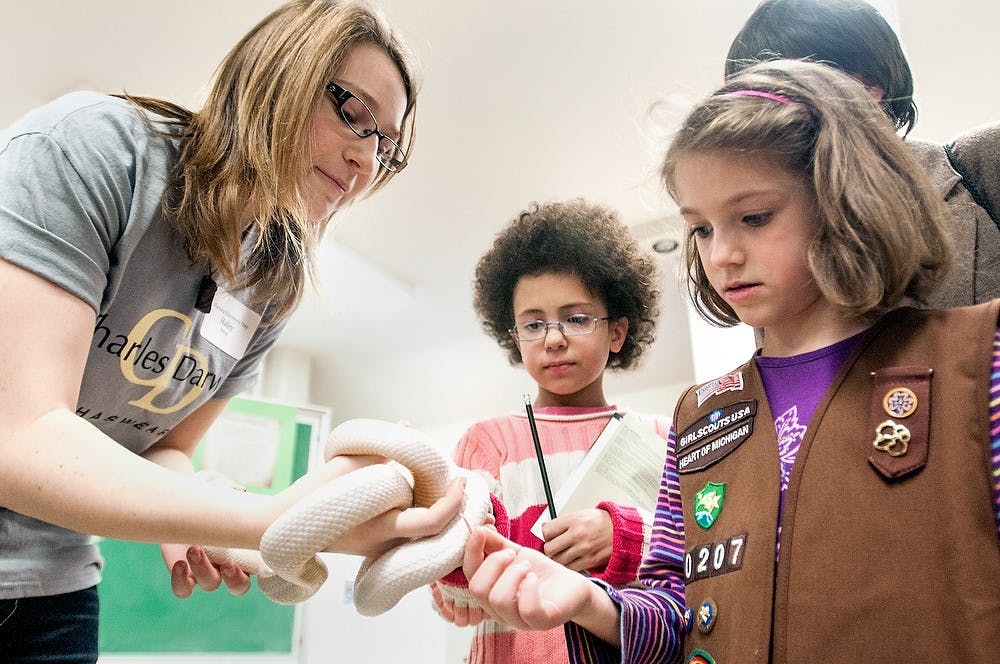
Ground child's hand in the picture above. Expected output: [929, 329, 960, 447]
[463, 526, 594, 631]
[540, 508, 612, 571]
[430, 580, 488, 626]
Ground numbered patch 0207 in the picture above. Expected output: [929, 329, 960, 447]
[684, 533, 747, 584]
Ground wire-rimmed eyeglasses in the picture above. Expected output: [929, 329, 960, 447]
[508, 315, 611, 342]
[325, 81, 407, 173]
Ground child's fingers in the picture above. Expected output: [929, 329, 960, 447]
[451, 601, 474, 627]
[511, 570, 543, 626]
[463, 525, 509, 579]
[440, 599, 458, 623]
[462, 527, 488, 580]
[480, 525, 515, 553]
[514, 571, 558, 629]
[467, 547, 517, 601]
[483, 557, 534, 630]
[467, 605, 488, 625]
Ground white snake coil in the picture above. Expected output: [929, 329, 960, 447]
[204, 418, 492, 616]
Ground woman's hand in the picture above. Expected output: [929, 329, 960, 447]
[332, 475, 467, 557]
[540, 508, 613, 572]
[161, 543, 252, 598]
[157, 467, 255, 599]
[430, 580, 488, 627]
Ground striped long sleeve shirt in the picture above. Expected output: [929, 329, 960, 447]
[565, 426, 686, 664]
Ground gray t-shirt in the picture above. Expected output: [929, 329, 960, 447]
[0, 92, 287, 598]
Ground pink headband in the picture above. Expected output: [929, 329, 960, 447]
[725, 89, 797, 106]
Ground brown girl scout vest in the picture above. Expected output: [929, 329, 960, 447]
[675, 301, 1000, 664]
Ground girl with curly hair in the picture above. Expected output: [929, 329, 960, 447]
[431, 198, 678, 664]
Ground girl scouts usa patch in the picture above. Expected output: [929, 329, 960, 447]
[677, 400, 757, 473]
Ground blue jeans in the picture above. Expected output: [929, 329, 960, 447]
[0, 587, 99, 663]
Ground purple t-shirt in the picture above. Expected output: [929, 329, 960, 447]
[756, 331, 865, 518]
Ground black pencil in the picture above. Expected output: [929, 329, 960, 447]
[524, 394, 558, 519]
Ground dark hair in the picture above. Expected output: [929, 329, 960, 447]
[725, 0, 917, 134]
[473, 199, 660, 370]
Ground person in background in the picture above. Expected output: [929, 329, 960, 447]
[461, 59, 1000, 663]
[0, 1, 464, 660]
[430, 199, 678, 664]
[726, 0, 1000, 308]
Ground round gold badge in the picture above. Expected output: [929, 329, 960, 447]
[882, 387, 917, 418]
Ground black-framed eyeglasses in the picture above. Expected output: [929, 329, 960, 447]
[325, 81, 407, 173]
[508, 315, 611, 342]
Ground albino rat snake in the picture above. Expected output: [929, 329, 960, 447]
[203, 418, 492, 616]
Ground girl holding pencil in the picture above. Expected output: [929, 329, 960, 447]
[429, 199, 678, 664]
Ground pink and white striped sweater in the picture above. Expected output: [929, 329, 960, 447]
[434, 405, 671, 664]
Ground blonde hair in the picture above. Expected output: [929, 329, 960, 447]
[662, 59, 951, 327]
[123, 0, 419, 320]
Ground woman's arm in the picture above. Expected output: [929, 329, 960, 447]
[0, 259, 277, 546]
[0, 259, 463, 556]
[143, 398, 256, 597]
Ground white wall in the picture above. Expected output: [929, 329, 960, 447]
[685, 308, 757, 384]
[301, 555, 453, 663]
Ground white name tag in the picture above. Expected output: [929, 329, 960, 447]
[199, 290, 262, 359]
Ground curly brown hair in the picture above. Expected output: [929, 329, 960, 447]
[473, 199, 660, 370]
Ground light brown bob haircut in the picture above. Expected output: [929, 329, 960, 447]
[661, 59, 952, 327]
[122, 0, 419, 321]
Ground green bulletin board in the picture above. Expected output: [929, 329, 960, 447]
[97, 397, 325, 656]
[97, 539, 297, 653]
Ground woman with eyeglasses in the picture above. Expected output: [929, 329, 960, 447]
[0, 1, 464, 659]
[429, 199, 678, 664]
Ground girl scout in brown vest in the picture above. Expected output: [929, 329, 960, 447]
[459, 58, 1000, 664]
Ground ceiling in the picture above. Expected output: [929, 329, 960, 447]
[2, 0, 997, 435]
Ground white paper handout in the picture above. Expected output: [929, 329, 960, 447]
[530, 412, 668, 540]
